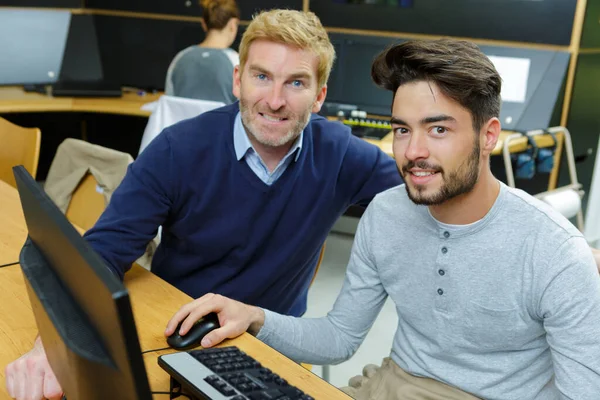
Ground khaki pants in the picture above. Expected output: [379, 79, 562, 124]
[340, 358, 480, 400]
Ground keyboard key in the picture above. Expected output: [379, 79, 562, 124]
[248, 389, 284, 400]
[237, 383, 251, 393]
[274, 377, 287, 386]
[281, 387, 303, 397]
[248, 382, 262, 391]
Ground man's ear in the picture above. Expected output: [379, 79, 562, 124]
[232, 65, 241, 99]
[200, 18, 207, 33]
[311, 85, 328, 113]
[481, 117, 501, 157]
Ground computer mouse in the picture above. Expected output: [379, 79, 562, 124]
[167, 312, 220, 350]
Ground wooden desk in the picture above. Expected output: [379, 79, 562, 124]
[0, 86, 161, 117]
[0, 182, 349, 400]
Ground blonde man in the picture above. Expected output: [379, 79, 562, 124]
[5, 9, 401, 400]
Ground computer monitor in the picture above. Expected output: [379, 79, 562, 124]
[0, 9, 70, 85]
[325, 33, 399, 116]
[13, 166, 152, 400]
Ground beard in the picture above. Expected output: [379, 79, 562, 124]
[239, 97, 312, 148]
[400, 137, 481, 206]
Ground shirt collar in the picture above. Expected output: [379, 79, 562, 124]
[233, 112, 303, 162]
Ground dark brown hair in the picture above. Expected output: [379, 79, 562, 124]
[371, 38, 501, 132]
[200, 0, 240, 30]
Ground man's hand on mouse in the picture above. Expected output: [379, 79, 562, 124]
[5, 335, 63, 400]
[165, 293, 265, 348]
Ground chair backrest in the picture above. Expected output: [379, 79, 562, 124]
[65, 173, 106, 231]
[0, 117, 41, 188]
[139, 95, 225, 155]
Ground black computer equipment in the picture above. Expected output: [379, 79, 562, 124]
[0, 9, 121, 97]
[0, 9, 70, 86]
[51, 80, 123, 98]
[346, 119, 392, 140]
[52, 14, 122, 98]
[13, 166, 152, 400]
[167, 313, 220, 350]
[159, 347, 315, 400]
[325, 34, 398, 117]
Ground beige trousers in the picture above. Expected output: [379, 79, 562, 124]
[340, 358, 480, 400]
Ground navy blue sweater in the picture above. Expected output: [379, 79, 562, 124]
[84, 103, 401, 316]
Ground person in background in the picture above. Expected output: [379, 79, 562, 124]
[164, 0, 240, 103]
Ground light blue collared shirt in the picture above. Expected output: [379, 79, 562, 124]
[233, 112, 303, 185]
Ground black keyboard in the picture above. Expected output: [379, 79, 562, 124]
[158, 346, 315, 400]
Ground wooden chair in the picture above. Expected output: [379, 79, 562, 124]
[0, 117, 41, 188]
[65, 173, 106, 231]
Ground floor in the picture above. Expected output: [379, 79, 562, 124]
[304, 226, 398, 389]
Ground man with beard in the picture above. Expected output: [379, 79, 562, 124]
[164, 39, 600, 399]
[5, 10, 401, 400]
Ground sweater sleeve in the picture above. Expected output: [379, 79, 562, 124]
[84, 130, 177, 279]
[340, 135, 402, 207]
[256, 204, 388, 365]
[537, 236, 600, 399]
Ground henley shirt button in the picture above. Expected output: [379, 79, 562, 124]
[443, 231, 450, 238]
[438, 269, 445, 276]
[441, 247, 448, 254]
[437, 288, 444, 295]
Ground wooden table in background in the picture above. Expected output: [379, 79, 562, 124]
[0, 86, 161, 117]
[0, 180, 350, 400]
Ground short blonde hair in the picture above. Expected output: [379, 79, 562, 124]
[239, 9, 336, 89]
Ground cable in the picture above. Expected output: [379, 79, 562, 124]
[0, 261, 19, 268]
[141, 346, 173, 355]
[146, 349, 192, 398]
[151, 391, 192, 399]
